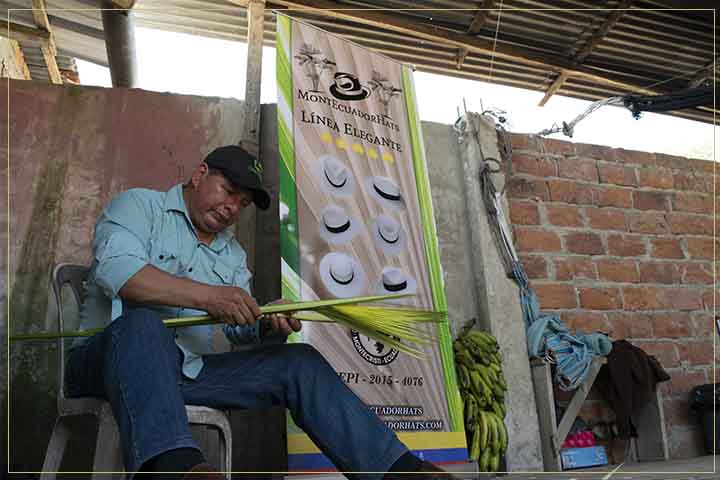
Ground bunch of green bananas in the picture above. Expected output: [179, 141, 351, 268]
[454, 329, 508, 472]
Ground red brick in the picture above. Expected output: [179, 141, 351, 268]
[688, 340, 714, 366]
[554, 256, 596, 281]
[653, 312, 692, 338]
[557, 157, 598, 182]
[674, 173, 709, 193]
[691, 312, 714, 337]
[701, 288, 718, 312]
[613, 148, 656, 167]
[681, 262, 713, 285]
[579, 287, 622, 310]
[511, 153, 556, 177]
[623, 286, 666, 310]
[607, 234, 646, 257]
[629, 211, 670, 234]
[534, 283, 577, 309]
[650, 237, 685, 259]
[636, 341, 679, 368]
[519, 255, 547, 279]
[508, 200, 540, 225]
[539, 137, 575, 155]
[596, 258, 639, 283]
[663, 368, 708, 396]
[586, 207, 627, 231]
[639, 261, 681, 284]
[565, 232, 604, 255]
[514, 227, 562, 253]
[673, 192, 713, 214]
[667, 213, 713, 236]
[655, 153, 690, 171]
[506, 177, 549, 201]
[637, 168, 674, 189]
[665, 288, 704, 311]
[593, 186, 633, 208]
[687, 238, 720, 260]
[688, 158, 715, 174]
[548, 179, 594, 205]
[634, 190, 668, 211]
[607, 312, 652, 339]
[597, 163, 637, 186]
[508, 133, 536, 151]
[562, 311, 608, 333]
[575, 143, 609, 159]
[546, 204, 583, 227]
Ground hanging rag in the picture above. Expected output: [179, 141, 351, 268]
[594, 340, 670, 438]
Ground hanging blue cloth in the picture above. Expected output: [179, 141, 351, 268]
[512, 259, 612, 391]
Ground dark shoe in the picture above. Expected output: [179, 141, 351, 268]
[384, 460, 455, 479]
[181, 463, 225, 480]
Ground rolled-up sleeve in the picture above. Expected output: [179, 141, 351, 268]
[92, 190, 153, 302]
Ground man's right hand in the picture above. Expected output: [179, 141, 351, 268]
[204, 285, 262, 327]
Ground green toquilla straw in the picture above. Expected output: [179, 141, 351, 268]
[9, 293, 445, 357]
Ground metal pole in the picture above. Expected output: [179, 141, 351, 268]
[100, 0, 138, 88]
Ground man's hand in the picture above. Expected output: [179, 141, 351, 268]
[263, 299, 302, 337]
[204, 285, 262, 327]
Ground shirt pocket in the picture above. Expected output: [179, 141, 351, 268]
[149, 235, 182, 275]
[212, 258, 234, 285]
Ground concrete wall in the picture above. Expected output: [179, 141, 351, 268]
[504, 133, 718, 460]
[2, 80, 246, 470]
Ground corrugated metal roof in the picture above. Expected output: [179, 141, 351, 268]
[2, 0, 716, 123]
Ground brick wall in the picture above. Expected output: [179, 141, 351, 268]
[505, 133, 717, 460]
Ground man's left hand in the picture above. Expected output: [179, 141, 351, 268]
[263, 299, 302, 337]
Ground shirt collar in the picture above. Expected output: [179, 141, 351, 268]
[164, 184, 233, 252]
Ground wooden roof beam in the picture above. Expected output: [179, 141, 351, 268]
[31, 0, 62, 84]
[4, 20, 51, 42]
[263, 0, 661, 98]
[687, 56, 717, 88]
[538, 0, 633, 106]
[456, 0, 495, 70]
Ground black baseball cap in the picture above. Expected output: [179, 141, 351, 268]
[203, 145, 271, 210]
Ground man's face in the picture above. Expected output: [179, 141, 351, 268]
[187, 164, 253, 235]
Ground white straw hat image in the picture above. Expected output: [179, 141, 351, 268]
[365, 175, 405, 211]
[319, 252, 367, 298]
[371, 214, 406, 256]
[375, 266, 417, 296]
[319, 205, 359, 245]
[317, 154, 355, 197]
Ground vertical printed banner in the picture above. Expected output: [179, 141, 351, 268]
[277, 14, 466, 471]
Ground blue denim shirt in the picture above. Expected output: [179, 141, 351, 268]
[78, 184, 261, 378]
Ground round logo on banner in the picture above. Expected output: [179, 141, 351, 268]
[351, 330, 399, 366]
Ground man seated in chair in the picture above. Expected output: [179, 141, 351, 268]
[66, 145, 452, 480]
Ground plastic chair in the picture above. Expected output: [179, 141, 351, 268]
[41, 263, 232, 479]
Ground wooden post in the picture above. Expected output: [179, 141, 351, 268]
[100, 0, 138, 87]
[531, 359, 562, 471]
[241, 0, 266, 150]
[235, 0, 265, 273]
[31, 0, 63, 84]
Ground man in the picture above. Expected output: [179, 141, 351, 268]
[66, 145, 452, 479]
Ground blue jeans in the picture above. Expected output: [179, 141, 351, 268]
[65, 308, 408, 478]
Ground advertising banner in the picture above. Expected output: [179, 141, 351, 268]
[276, 13, 466, 471]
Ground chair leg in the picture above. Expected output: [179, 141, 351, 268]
[40, 417, 72, 480]
[92, 408, 125, 479]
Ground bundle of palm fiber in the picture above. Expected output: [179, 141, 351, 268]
[10, 294, 444, 358]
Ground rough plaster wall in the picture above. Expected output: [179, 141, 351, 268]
[2, 80, 245, 470]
